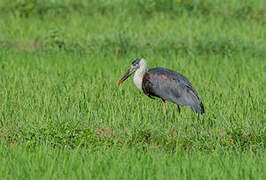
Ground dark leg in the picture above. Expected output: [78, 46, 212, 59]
[177, 105, 181, 114]
[162, 100, 167, 120]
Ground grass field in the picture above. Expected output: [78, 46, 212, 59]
[0, 0, 265, 179]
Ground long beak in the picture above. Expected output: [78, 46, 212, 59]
[118, 69, 134, 85]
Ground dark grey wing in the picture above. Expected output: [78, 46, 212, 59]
[143, 68, 204, 114]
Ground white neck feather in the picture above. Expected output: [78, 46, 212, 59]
[133, 59, 147, 90]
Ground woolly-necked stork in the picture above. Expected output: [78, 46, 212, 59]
[118, 59, 204, 120]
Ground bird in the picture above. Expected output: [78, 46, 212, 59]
[117, 58, 204, 120]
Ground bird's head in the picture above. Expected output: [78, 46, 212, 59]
[117, 58, 146, 85]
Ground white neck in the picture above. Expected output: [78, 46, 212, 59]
[133, 59, 147, 90]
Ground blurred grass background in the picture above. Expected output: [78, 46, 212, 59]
[0, 0, 265, 179]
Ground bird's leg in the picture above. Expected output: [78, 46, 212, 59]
[177, 105, 181, 114]
[162, 100, 167, 120]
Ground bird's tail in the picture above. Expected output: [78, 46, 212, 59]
[191, 100, 204, 114]
[198, 102, 205, 114]
[188, 89, 205, 114]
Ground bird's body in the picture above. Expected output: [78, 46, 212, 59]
[142, 68, 204, 114]
[118, 59, 204, 119]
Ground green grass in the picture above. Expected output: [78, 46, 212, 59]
[0, 146, 265, 179]
[0, 0, 265, 179]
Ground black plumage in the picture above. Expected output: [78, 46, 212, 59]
[142, 68, 204, 114]
[117, 59, 205, 120]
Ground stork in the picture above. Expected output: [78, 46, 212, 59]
[118, 59, 204, 120]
